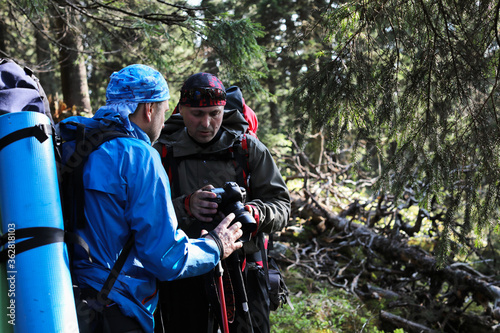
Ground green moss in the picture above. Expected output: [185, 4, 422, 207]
[270, 277, 387, 332]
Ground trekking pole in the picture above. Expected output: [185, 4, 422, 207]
[228, 253, 253, 331]
[216, 261, 230, 333]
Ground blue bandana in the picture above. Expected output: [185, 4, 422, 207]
[95, 64, 170, 130]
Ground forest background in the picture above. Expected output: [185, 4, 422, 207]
[2, 0, 500, 332]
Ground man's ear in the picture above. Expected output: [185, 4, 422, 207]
[144, 103, 154, 122]
[130, 103, 152, 124]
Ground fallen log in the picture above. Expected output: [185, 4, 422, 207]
[288, 191, 500, 331]
[301, 194, 500, 307]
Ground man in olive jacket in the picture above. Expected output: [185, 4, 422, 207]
[153, 72, 290, 333]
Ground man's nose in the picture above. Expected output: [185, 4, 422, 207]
[201, 114, 210, 128]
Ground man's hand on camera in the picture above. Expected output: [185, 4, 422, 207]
[187, 185, 218, 222]
[202, 213, 243, 260]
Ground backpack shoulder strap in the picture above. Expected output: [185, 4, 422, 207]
[159, 133, 251, 196]
[61, 124, 135, 304]
[160, 143, 181, 197]
[98, 233, 134, 305]
[62, 124, 133, 230]
[230, 133, 251, 190]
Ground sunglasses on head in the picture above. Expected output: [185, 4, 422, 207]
[182, 87, 226, 101]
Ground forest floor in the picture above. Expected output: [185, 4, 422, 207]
[267, 190, 500, 333]
[270, 265, 386, 333]
[266, 138, 500, 332]
[269, 232, 391, 333]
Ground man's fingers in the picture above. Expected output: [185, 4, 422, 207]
[192, 190, 217, 207]
[230, 221, 242, 231]
[228, 222, 243, 239]
[233, 241, 243, 251]
[219, 213, 235, 227]
[190, 188, 219, 221]
[234, 228, 243, 242]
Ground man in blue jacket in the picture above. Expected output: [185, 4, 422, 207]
[58, 64, 243, 333]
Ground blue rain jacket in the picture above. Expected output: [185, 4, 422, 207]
[59, 107, 220, 332]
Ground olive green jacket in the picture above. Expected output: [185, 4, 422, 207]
[153, 109, 290, 253]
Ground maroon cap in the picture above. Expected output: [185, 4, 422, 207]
[179, 72, 226, 107]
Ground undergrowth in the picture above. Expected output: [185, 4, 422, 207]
[269, 268, 402, 333]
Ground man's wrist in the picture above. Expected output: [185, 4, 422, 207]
[245, 204, 260, 236]
[204, 230, 224, 260]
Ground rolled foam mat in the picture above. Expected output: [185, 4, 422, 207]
[0, 112, 78, 332]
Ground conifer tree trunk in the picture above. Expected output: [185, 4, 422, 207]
[0, 19, 6, 57]
[268, 73, 281, 130]
[35, 24, 57, 100]
[54, 5, 91, 114]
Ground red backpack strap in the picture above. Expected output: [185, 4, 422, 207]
[161, 144, 167, 162]
[230, 134, 250, 190]
[160, 145, 171, 181]
[241, 133, 248, 150]
[159, 143, 180, 196]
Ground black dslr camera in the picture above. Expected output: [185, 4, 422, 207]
[208, 182, 257, 242]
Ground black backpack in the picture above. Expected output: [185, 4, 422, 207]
[58, 121, 136, 309]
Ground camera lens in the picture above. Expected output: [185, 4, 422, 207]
[208, 182, 258, 242]
[232, 208, 257, 242]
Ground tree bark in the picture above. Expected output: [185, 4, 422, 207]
[267, 66, 280, 130]
[380, 311, 439, 333]
[34, 13, 58, 101]
[319, 204, 500, 308]
[0, 18, 6, 57]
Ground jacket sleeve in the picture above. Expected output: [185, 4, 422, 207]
[245, 137, 291, 234]
[124, 144, 220, 281]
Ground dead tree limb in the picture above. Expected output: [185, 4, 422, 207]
[285, 191, 500, 331]
[380, 310, 440, 333]
[319, 205, 500, 310]
[282, 136, 500, 331]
